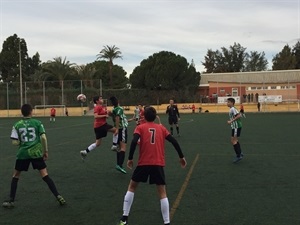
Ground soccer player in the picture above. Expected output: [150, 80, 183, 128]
[118, 106, 187, 225]
[80, 96, 117, 159]
[50, 107, 56, 122]
[137, 104, 145, 125]
[2, 104, 66, 208]
[166, 99, 180, 136]
[110, 96, 128, 174]
[227, 98, 244, 163]
[239, 103, 246, 118]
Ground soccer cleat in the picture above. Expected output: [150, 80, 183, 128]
[111, 145, 119, 152]
[2, 201, 14, 209]
[116, 165, 127, 174]
[80, 150, 87, 160]
[57, 195, 66, 206]
[119, 220, 128, 225]
[233, 156, 243, 163]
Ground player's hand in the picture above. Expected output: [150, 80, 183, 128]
[43, 151, 48, 161]
[127, 160, 133, 169]
[180, 157, 187, 168]
[227, 120, 232, 125]
[178, 117, 180, 121]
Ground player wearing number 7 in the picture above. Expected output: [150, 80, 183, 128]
[2, 104, 66, 208]
[118, 106, 187, 225]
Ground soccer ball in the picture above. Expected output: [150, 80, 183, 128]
[77, 94, 87, 102]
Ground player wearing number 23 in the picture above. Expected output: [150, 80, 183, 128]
[2, 104, 66, 208]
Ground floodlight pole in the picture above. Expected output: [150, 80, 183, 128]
[19, 39, 23, 107]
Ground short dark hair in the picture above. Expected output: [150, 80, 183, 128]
[144, 106, 156, 122]
[21, 104, 32, 117]
[109, 96, 118, 107]
[93, 96, 101, 104]
[227, 97, 235, 104]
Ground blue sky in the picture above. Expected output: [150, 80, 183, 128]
[0, 0, 299, 75]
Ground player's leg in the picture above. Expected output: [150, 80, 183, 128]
[37, 160, 66, 205]
[231, 128, 242, 163]
[116, 128, 127, 174]
[168, 117, 174, 135]
[151, 166, 169, 225]
[174, 117, 180, 136]
[3, 169, 21, 208]
[157, 185, 170, 225]
[119, 180, 139, 225]
[3, 159, 29, 208]
[80, 127, 105, 159]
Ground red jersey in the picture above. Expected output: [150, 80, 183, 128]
[50, 108, 56, 116]
[134, 122, 170, 166]
[94, 105, 107, 128]
[138, 109, 145, 125]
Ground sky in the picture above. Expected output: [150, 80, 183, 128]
[0, 0, 299, 76]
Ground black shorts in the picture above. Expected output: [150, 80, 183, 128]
[15, 158, 47, 171]
[131, 165, 166, 185]
[168, 116, 178, 125]
[117, 127, 128, 144]
[240, 109, 244, 113]
[94, 123, 113, 139]
[231, 127, 242, 137]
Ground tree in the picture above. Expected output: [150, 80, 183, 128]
[202, 43, 268, 73]
[292, 41, 300, 69]
[272, 45, 296, 70]
[42, 57, 76, 87]
[89, 60, 128, 89]
[96, 45, 122, 87]
[244, 51, 268, 71]
[129, 51, 200, 91]
[0, 34, 40, 82]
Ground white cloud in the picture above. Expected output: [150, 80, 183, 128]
[0, 0, 299, 75]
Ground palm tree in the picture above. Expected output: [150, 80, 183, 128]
[76, 64, 97, 88]
[96, 45, 122, 87]
[43, 57, 75, 87]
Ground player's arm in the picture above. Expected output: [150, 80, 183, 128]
[127, 133, 140, 169]
[40, 133, 49, 160]
[166, 106, 169, 114]
[176, 106, 180, 118]
[11, 126, 20, 146]
[230, 113, 241, 123]
[166, 134, 186, 168]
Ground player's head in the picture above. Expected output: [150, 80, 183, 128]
[109, 96, 119, 107]
[170, 99, 174, 105]
[21, 104, 33, 117]
[227, 98, 235, 106]
[138, 104, 143, 110]
[144, 106, 156, 122]
[93, 96, 103, 104]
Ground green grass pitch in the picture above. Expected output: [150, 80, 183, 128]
[0, 112, 299, 225]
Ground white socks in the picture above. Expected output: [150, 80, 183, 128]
[160, 198, 170, 224]
[123, 191, 134, 216]
[112, 134, 119, 145]
[87, 143, 97, 152]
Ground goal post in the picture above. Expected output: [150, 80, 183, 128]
[34, 105, 66, 117]
[281, 99, 300, 112]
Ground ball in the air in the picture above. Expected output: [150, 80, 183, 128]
[77, 94, 87, 102]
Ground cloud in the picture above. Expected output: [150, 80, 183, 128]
[1, 0, 299, 74]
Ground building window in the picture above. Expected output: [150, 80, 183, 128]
[232, 88, 238, 97]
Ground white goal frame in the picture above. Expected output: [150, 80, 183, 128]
[281, 99, 300, 111]
[34, 105, 66, 117]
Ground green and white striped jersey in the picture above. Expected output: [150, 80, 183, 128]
[229, 107, 242, 129]
[112, 106, 128, 129]
[10, 118, 45, 159]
